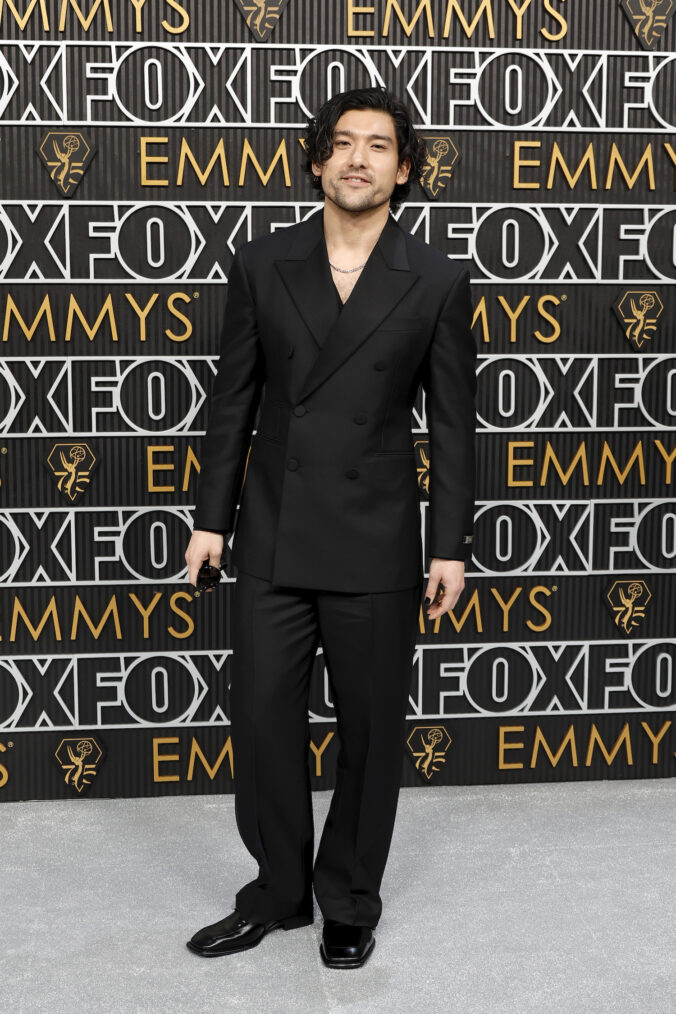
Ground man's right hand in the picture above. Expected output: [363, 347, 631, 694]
[185, 530, 224, 590]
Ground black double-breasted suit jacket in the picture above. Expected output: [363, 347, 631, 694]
[193, 208, 477, 593]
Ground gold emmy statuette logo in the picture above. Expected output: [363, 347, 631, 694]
[415, 439, 430, 495]
[233, 0, 289, 42]
[407, 725, 452, 781]
[46, 442, 98, 504]
[420, 137, 461, 200]
[614, 290, 664, 350]
[605, 579, 652, 635]
[36, 131, 95, 197]
[0, 741, 10, 789]
[54, 737, 105, 793]
[619, 0, 676, 49]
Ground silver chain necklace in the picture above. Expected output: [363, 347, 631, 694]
[329, 260, 367, 274]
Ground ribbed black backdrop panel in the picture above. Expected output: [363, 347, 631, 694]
[0, 1, 674, 800]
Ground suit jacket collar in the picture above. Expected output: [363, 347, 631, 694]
[275, 208, 420, 403]
[282, 206, 410, 269]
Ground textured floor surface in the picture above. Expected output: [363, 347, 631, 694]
[2, 779, 675, 1014]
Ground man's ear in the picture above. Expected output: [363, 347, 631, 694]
[397, 157, 411, 184]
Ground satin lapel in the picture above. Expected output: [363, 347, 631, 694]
[275, 213, 337, 350]
[295, 216, 420, 404]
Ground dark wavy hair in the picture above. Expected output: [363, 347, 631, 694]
[301, 87, 427, 211]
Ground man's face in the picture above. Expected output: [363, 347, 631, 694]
[312, 108, 411, 213]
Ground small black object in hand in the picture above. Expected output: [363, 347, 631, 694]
[192, 563, 222, 598]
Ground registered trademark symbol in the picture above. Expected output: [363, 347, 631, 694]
[0, 447, 6, 454]
[193, 291, 199, 298]
[552, 586, 558, 592]
[560, 295, 567, 301]
[8, 742, 13, 748]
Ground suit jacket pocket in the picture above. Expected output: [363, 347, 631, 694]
[369, 449, 415, 457]
[254, 430, 284, 447]
[256, 398, 284, 441]
[376, 316, 424, 333]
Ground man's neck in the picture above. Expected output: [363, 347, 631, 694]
[322, 198, 390, 262]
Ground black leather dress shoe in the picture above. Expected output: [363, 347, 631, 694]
[186, 908, 313, 957]
[319, 919, 375, 969]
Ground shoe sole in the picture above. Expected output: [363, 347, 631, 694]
[319, 936, 375, 969]
[186, 914, 314, 957]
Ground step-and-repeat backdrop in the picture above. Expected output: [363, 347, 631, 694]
[0, 1, 674, 801]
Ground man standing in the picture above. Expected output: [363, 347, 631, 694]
[184, 87, 476, 968]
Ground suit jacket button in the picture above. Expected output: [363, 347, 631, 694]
[293, 405, 306, 417]
[374, 360, 386, 371]
[287, 458, 299, 471]
[353, 413, 367, 424]
[345, 468, 359, 479]
[287, 345, 294, 358]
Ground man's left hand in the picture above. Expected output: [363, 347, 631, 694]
[425, 559, 465, 619]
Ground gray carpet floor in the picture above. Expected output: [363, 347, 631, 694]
[2, 780, 674, 1014]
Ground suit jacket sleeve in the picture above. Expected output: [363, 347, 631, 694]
[192, 247, 264, 535]
[420, 267, 477, 561]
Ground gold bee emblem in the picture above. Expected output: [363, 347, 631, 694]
[54, 737, 105, 794]
[619, 0, 675, 49]
[233, 0, 289, 42]
[36, 131, 95, 196]
[420, 137, 461, 200]
[605, 580, 652, 635]
[46, 443, 98, 504]
[614, 290, 664, 350]
[407, 725, 452, 780]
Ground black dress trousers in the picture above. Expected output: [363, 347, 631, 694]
[229, 568, 423, 928]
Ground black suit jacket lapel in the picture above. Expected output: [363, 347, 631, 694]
[275, 211, 420, 404]
[275, 212, 337, 351]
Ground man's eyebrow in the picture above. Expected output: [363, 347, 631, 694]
[333, 129, 394, 143]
